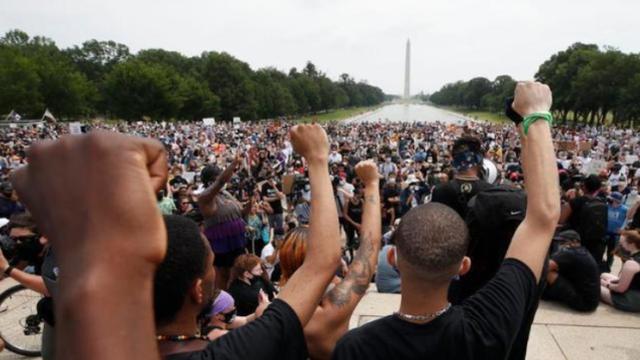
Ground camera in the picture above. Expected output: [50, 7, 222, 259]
[0, 234, 16, 259]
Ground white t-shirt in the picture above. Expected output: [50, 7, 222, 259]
[329, 152, 343, 164]
[261, 243, 278, 278]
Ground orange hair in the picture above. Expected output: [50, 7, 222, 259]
[621, 229, 640, 248]
[228, 254, 262, 288]
[279, 226, 309, 286]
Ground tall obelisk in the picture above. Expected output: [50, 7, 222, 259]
[403, 39, 411, 100]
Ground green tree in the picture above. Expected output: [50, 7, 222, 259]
[178, 76, 220, 121]
[0, 47, 43, 116]
[104, 60, 183, 120]
[201, 52, 257, 121]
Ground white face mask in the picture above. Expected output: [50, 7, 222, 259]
[388, 178, 396, 184]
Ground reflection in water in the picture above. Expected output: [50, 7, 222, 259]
[346, 103, 468, 124]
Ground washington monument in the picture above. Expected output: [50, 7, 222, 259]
[403, 39, 411, 99]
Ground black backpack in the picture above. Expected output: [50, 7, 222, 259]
[576, 197, 608, 258]
[449, 186, 527, 303]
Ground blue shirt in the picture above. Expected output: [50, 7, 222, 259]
[375, 245, 401, 293]
[607, 204, 627, 234]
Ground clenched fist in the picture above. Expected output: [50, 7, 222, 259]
[10, 131, 168, 270]
[289, 124, 329, 163]
[512, 81, 553, 117]
[355, 160, 380, 186]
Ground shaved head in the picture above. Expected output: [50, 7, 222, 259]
[393, 203, 469, 283]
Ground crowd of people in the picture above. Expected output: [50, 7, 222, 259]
[0, 81, 639, 360]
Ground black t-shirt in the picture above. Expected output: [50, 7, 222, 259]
[228, 278, 276, 316]
[431, 179, 494, 218]
[166, 299, 307, 360]
[552, 246, 600, 301]
[261, 182, 283, 214]
[383, 186, 400, 210]
[567, 196, 588, 231]
[332, 259, 536, 360]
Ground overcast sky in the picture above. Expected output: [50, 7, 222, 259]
[2, 0, 638, 95]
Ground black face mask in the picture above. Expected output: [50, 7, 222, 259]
[222, 309, 237, 324]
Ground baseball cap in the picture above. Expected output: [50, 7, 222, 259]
[553, 230, 581, 243]
[608, 192, 623, 202]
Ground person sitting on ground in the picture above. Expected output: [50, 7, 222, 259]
[559, 174, 608, 271]
[227, 254, 277, 316]
[600, 229, 640, 313]
[10, 124, 341, 360]
[333, 81, 560, 360]
[543, 230, 600, 312]
[278, 160, 381, 360]
[376, 237, 401, 294]
[202, 289, 270, 341]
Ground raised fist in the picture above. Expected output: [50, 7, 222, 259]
[512, 81, 553, 117]
[289, 124, 329, 163]
[355, 160, 380, 186]
[10, 131, 168, 269]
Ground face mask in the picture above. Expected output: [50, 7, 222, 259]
[222, 309, 237, 324]
[388, 178, 396, 184]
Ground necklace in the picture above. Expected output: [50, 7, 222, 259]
[156, 334, 208, 342]
[394, 303, 451, 323]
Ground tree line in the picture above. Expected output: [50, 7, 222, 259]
[428, 43, 640, 127]
[0, 30, 386, 121]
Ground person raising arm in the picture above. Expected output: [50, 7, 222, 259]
[11, 131, 169, 360]
[276, 124, 342, 326]
[332, 82, 560, 360]
[304, 160, 382, 359]
[505, 82, 561, 282]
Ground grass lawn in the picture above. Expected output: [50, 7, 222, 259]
[295, 106, 380, 123]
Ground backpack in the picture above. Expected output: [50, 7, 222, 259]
[449, 186, 527, 303]
[576, 197, 608, 258]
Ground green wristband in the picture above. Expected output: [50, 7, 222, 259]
[522, 112, 553, 135]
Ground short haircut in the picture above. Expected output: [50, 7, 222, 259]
[583, 174, 602, 194]
[154, 215, 208, 327]
[393, 203, 469, 283]
[9, 212, 38, 233]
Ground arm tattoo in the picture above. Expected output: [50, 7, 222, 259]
[365, 194, 378, 205]
[326, 236, 375, 307]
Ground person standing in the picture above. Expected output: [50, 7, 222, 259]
[431, 136, 494, 218]
[333, 81, 560, 360]
[559, 174, 608, 271]
[198, 154, 250, 290]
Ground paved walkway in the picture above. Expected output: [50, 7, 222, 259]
[350, 288, 640, 360]
[0, 274, 638, 359]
